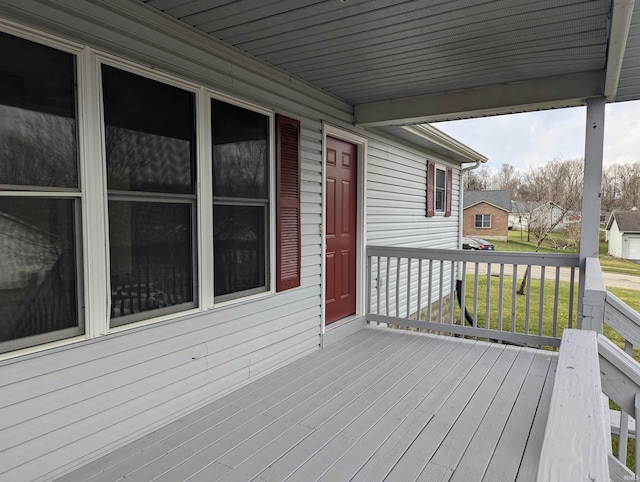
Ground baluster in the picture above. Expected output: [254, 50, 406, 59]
[406, 258, 412, 319]
[498, 264, 505, 334]
[417, 259, 423, 321]
[553, 267, 561, 338]
[385, 257, 390, 317]
[427, 260, 433, 323]
[485, 262, 492, 330]
[395, 257, 400, 318]
[568, 267, 576, 329]
[539, 266, 546, 337]
[511, 264, 518, 333]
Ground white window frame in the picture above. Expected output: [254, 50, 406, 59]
[435, 167, 446, 213]
[206, 91, 276, 308]
[0, 23, 88, 355]
[0, 20, 280, 359]
[475, 214, 491, 228]
[96, 55, 202, 329]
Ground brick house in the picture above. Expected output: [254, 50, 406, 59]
[463, 190, 513, 241]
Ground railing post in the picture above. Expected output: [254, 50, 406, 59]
[578, 97, 605, 329]
[581, 257, 606, 333]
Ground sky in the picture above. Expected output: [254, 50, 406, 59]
[431, 99, 640, 173]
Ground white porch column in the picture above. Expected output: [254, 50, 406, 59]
[578, 97, 606, 331]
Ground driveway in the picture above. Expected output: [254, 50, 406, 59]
[602, 271, 640, 291]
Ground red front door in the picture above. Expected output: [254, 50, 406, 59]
[325, 136, 357, 324]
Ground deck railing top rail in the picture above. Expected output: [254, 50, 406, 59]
[538, 329, 609, 481]
[366, 245, 580, 349]
[367, 245, 580, 267]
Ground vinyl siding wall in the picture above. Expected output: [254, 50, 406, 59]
[608, 222, 623, 257]
[366, 134, 460, 318]
[0, 4, 336, 480]
[0, 3, 462, 481]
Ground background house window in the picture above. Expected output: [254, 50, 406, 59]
[475, 214, 491, 228]
[435, 168, 446, 212]
[102, 65, 197, 326]
[211, 99, 269, 301]
[0, 32, 82, 352]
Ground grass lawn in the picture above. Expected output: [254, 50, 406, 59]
[457, 259, 640, 470]
[465, 229, 640, 470]
[456, 274, 578, 342]
[489, 230, 640, 276]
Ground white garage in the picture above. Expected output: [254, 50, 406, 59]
[606, 210, 640, 260]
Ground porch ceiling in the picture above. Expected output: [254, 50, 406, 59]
[141, 0, 640, 125]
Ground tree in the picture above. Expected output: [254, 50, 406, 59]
[0, 107, 77, 188]
[517, 158, 584, 295]
[493, 163, 521, 197]
[463, 165, 492, 191]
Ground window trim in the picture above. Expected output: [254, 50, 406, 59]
[208, 92, 276, 306]
[0, 21, 287, 358]
[475, 213, 491, 228]
[0, 25, 89, 354]
[0, 25, 86, 353]
[98, 59, 201, 328]
[435, 167, 446, 213]
[427, 162, 453, 218]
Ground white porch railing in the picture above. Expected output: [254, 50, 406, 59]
[601, 275, 640, 477]
[538, 257, 640, 481]
[538, 329, 610, 481]
[366, 246, 580, 348]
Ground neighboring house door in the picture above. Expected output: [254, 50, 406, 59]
[325, 136, 357, 324]
[627, 235, 640, 260]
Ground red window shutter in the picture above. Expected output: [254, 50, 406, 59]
[445, 166, 453, 217]
[426, 160, 435, 217]
[276, 114, 301, 292]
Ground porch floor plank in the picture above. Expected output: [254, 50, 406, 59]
[481, 350, 556, 482]
[515, 355, 558, 482]
[57, 328, 557, 482]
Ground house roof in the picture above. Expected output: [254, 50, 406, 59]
[137, 0, 640, 125]
[377, 124, 488, 166]
[511, 200, 543, 214]
[606, 209, 640, 232]
[463, 190, 512, 211]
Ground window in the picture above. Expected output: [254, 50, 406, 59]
[435, 168, 446, 212]
[475, 214, 491, 228]
[426, 162, 452, 217]
[102, 65, 197, 326]
[211, 99, 270, 301]
[0, 32, 82, 353]
[0, 25, 302, 354]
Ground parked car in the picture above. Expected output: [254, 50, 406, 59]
[462, 237, 495, 250]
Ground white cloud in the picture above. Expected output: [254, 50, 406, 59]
[432, 100, 640, 173]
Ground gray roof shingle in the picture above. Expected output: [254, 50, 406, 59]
[463, 190, 512, 211]
[609, 210, 640, 233]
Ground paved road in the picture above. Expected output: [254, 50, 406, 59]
[602, 271, 640, 290]
[465, 264, 640, 290]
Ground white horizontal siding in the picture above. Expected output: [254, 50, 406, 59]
[1, 289, 322, 481]
[0, 4, 472, 482]
[0, 3, 332, 481]
[366, 136, 461, 250]
[365, 133, 462, 312]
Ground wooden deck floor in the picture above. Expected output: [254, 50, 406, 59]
[59, 327, 558, 482]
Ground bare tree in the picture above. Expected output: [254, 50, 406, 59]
[493, 163, 521, 196]
[0, 107, 77, 188]
[517, 158, 584, 294]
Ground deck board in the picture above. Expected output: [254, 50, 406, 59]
[58, 328, 557, 482]
[516, 356, 558, 482]
[482, 350, 554, 482]
[417, 347, 522, 479]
